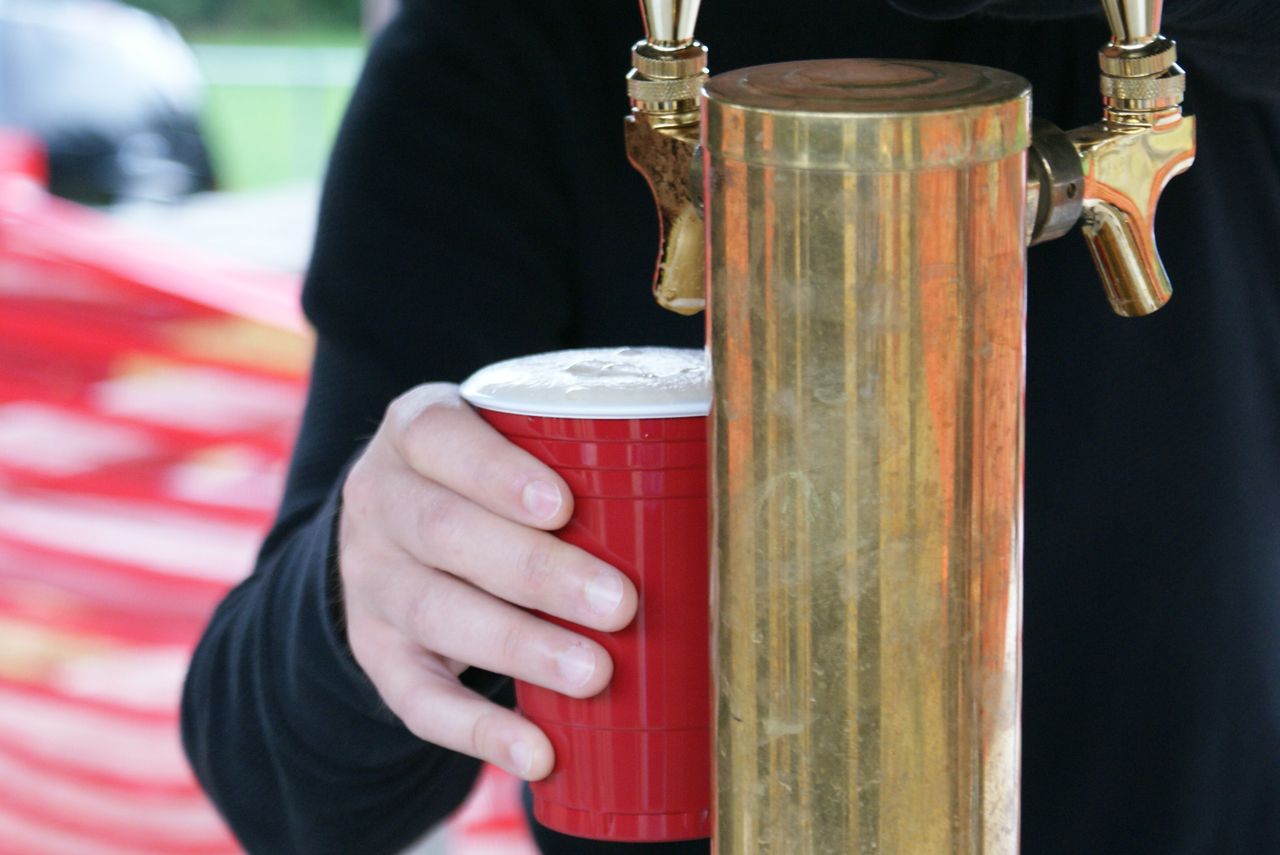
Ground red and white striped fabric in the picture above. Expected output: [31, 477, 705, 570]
[0, 138, 304, 855]
[1, 131, 536, 855]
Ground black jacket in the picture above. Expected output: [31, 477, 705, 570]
[182, 1, 1280, 852]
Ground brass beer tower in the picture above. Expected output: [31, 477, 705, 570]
[626, 1, 1194, 853]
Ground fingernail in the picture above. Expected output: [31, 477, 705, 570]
[585, 571, 624, 616]
[522, 480, 562, 521]
[556, 644, 596, 689]
[509, 740, 534, 777]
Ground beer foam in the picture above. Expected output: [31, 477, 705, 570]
[460, 347, 711, 419]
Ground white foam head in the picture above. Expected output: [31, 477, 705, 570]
[459, 347, 711, 419]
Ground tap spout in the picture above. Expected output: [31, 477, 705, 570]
[626, 1, 708, 314]
[1029, 0, 1195, 317]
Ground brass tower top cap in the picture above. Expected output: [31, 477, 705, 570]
[704, 59, 1030, 172]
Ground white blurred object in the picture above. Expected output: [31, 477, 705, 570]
[0, 0, 214, 202]
[363, 0, 399, 34]
[0, 403, 153, 477]
[111, 182, 321, 273]
[90, 362, 304, 432]
[0, 489, 264, 584]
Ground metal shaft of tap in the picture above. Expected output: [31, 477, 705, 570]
[1101, 0, 1161, 46]
[704, 60, 1030, 855]
[639, 0, 701, 47]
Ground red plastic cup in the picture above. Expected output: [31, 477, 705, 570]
[460, 348, 711, 842]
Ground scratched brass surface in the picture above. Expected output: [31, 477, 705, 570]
[704, 59, 1029, 855]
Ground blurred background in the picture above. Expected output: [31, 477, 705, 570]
[1, 0, 374, 267]
[0, 0, 532, 851]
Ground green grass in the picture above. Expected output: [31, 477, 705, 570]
[200, 83, 354, 190]
[192, 30, 364, 190]
[187, 27, 365, 47]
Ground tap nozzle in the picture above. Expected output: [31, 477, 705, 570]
[638, 0, 700, 49]
[1029, 0, 1195, 316]
[1101, 0, 1162, 47]
[626, 1, 707, 315]
[1024, 1, 1192, 316]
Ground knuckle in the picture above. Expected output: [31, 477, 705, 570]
[384, 391, 419, 436]
[469, 710, 499, 761]
[478, 455, 521, 502]
[405, 582, 446, 651]
[413, 487, 458, 538]
[396, 683, 443, 742]
[340, 456, 377, 517]
[388, 384, 462, 447]
[498, 619, 531, 671]
[515, 540, 557, 597]
[337, 461, 397, 589]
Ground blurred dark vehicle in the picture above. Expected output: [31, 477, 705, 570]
[0, 0, 215, 203]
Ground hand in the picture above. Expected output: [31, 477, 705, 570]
[337, 383, 638, 781]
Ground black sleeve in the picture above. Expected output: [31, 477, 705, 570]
[180, 2, 591, 852]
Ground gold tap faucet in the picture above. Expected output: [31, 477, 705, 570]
[1031, 0, 1196, 316]
[630, 0, 1196, 319]
[625, 0, 707, 315]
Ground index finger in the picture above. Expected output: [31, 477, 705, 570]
[384, 383, 572, 530]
